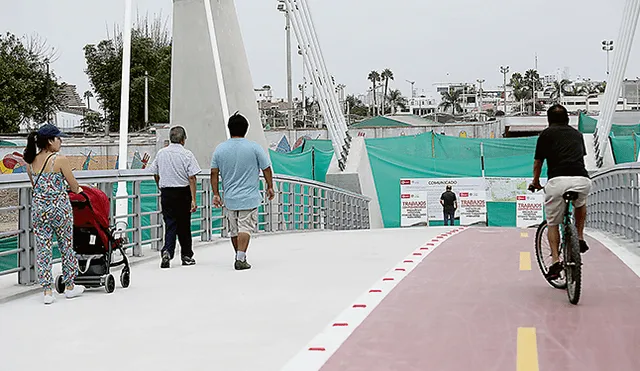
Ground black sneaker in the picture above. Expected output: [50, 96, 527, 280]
[182, 256, 196, 266]
[234, 260, 251, 270]
[160, 251, 170, 269]
[546, 261, 563, 281]
[579, 240, 589, 254]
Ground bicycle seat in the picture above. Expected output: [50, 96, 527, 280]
[563, 192, 579, 201]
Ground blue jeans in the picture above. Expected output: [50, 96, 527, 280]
[443, 209, 455, 226]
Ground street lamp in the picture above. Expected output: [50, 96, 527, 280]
[278, 1, 294, 129]
[602, 40, 614, 76]
[500, 66, 510, 113]
[476, 79, 485, 114]
[406, 79, 415, 98]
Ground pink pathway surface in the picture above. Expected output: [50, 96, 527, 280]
[320, 227, 640, 371]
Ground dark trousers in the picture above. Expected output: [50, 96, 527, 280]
[160, 186, 193, 259]
[443, 209, 456, 226]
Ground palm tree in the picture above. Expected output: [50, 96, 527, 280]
[549, 79, 571, 103]
[387, 89, 407, 114]
[439, 90, 463, 114]
[381, 68, 394, 115]
[368, 71, 381, 116]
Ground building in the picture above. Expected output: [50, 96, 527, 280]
[255, 86, 274, 102]
[20, 83, 90, 133]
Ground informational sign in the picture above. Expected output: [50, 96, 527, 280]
[423, 178, 486, 221]
[459, 190, 487, 226]
[485, 177, 548, 202]
[400, 179, 429, 227]
[516, 194, 545, 228]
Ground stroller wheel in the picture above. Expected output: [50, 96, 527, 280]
[120, 268, 131, 288]
[105, 274, 116, 294]
[55, 276, 65, 294]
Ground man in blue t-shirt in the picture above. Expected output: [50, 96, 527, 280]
[210, 113, 275, 270]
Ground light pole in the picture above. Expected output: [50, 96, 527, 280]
[500, 66, 510, 113]
[476, 79, 485, 115]
[278, 1, 294, 129]
[602, 40, 614, 77]
[406, 80, 415, 98]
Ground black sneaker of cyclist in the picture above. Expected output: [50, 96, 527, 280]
[579, 240, 589, 253]
[546, 261, 563, 280]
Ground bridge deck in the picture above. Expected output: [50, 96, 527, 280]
[1, 227, 639, 371]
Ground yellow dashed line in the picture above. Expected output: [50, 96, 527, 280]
[520, 232, 529, 238]
[517, 327, 540, 371]
[519, 252, 531, 271]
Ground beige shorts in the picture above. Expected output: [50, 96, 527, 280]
[224, 208, 258, 237]
[544, 176, 592, 226]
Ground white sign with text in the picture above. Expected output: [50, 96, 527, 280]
[516, 193, 545, 228]
[459, 190, 487, 226]
[400, 179, 429, 227]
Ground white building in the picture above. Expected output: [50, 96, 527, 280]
[255, 86, 273, 102]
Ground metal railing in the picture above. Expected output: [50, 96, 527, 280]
[0, 170, 370, 285]
[587, 162, 640, 243]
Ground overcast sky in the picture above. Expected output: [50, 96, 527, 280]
[0, 0, 636, 106]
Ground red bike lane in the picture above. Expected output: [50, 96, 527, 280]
[319, 227, 640, 371]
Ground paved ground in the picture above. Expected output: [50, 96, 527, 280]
[317, 228, 640, 371]
[0, 227, 449, 371]
[1, 226, 639, 371]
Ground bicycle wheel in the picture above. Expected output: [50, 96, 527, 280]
[534, 220, 567, 289]
[563, 221, 582, 305]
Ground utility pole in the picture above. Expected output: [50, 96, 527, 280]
[477, 79, 485, 117]
[602, 40, 614, 77]
[144, 71, 149, 127]
[406, 80, 415, 98]
[45, 58, 50, 124]
[500, 66, 510, 114]
[284, 4, 294, 129]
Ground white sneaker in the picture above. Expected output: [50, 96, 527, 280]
[64, 285, 85, 299]
[44, 294, 55, 305]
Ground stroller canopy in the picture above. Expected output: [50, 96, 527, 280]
[69, 186, 112, 247]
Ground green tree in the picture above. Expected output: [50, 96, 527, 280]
[439, 90, 462, 114]
[84, 14, 171, 132]
[0, 32, 63, 132]
[381, 68, 394, 114]
[367, 71, 381, 116]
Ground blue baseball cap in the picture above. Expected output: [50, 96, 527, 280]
[37, 124, 68, 138]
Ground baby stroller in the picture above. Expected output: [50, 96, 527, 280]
[54, 186, 131, 294]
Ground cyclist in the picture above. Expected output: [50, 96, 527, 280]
[529, 104, 592, 280]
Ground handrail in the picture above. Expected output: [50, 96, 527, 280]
[0, 170, 371, 285]
[586, 163, 640, 243]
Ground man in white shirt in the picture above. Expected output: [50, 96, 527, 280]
[148, 126, 202, 269]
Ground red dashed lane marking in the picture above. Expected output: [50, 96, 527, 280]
[308, 347, 326, 351]
[282, 229, 470, 370]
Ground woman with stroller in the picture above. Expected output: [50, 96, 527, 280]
[24, 124, 85, 304]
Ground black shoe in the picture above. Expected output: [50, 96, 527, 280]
[546, 261, 563, 281]
[160, 251, 170, 269]
[579, 240, 589, 254]
[234, 260, 251, 270]
[182, 256, 196, 266]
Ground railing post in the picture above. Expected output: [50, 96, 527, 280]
[132, 181, 143, 257]
[17, 188, 36, 285]
[201, 178, 212, 241]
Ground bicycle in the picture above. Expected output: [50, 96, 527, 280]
[529, 185, 582, 305]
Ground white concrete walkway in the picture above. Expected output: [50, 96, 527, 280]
[0, 227, 449, 371]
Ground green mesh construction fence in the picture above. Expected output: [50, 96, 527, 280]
[610, 133, 639, 163]
[578, 112, 640, 136]
[268, 133, 552, 228]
